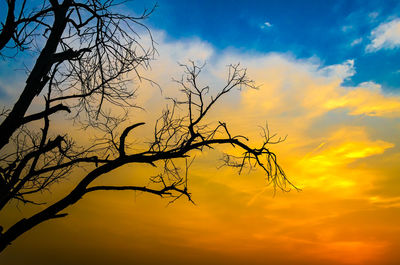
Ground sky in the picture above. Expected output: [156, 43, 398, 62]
[1, 0, 400, 265]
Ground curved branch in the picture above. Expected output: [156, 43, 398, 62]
[119, 122, 145, 156]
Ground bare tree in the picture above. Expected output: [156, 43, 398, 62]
[0, 0, 294, 253]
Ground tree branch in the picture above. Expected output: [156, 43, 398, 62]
[52, 48, 91, 63]
[21, 104, 71, 125]
[119, 122, 145, 156]
[85, 185, 171, 196]
[0, 0, 16, 51]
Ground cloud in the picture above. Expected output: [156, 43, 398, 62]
[81, 32, 400, 265]
[9, 31, 399, 265]
[197, 49, 399, 197]
[260, 21, 273, 29]
[366, 18, 400, 52]
[301, 126, 394, 169]
[350, 37, 362, 46]
[233, 55, 400, 121]
[324, 82, 400, 117]
[318, 59, 355, 80]
[128, 33, 400, 197]
[228, 56, 400, 133]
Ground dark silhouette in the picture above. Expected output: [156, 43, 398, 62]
[0, 0, 294, 253]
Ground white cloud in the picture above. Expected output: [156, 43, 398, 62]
[351, 37, 362, 46]
[366, 18, 400, 52]
[318, 59, 355, 80]
[260, 21, 273, 29]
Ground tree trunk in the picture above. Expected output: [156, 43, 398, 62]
[0, 3, 70, 149]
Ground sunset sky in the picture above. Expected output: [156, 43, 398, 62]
[1, 0, 400, 264]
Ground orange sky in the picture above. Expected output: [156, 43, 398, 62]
[1, 33, 400, 265]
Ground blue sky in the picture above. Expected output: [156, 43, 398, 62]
[129, 0, 400, 91]
[1, 0, 400, 92]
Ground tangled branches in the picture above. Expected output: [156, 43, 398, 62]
[0, 1, 293, 253]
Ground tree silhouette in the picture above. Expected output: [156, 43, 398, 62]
[0, 0, 294, 252]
